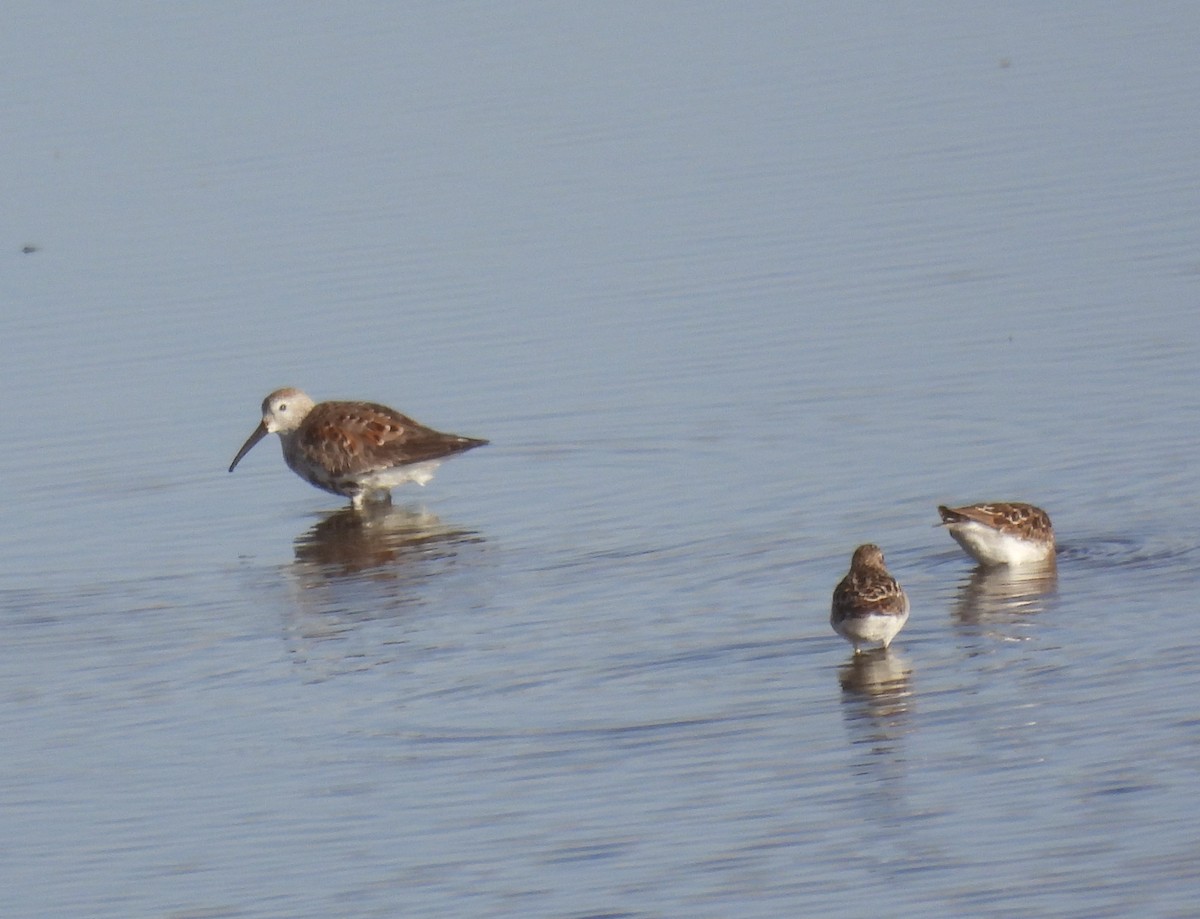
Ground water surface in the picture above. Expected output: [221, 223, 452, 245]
[3, 4, 1200, 917]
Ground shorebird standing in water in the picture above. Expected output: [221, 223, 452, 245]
[830, 544, 910, 654]
[937, 502, 1055, 566]
[229, 388, 487, 508]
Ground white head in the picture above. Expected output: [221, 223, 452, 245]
[260, 387, 316, 434]
[229, 388, 316, 472]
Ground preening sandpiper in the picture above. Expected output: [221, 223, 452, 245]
[229, 388, 487, 508]
[831, 544, 910, 654]
[937, 502, 1055, 566]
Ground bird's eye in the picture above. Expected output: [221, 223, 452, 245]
[278, 403, 287, 412]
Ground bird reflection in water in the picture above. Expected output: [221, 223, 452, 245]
[839, 649, 913, 772]
[839, 649, 914, 832]
[285, 505, 485, 679]
[839, 648, 913, 723]
[839, 650, 913, 779]
[950, 560, 1057, 624]
[293, 504, 481, 578]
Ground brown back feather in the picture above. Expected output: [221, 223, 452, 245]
[298, 401, 487, 476]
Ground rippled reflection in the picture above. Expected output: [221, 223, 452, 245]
[839, 649, 914, 836]
[839, 649, 913, 721]
[293, 504, 481, 575]
[951, 561, 1058, 622]
[839, 650, 914, 762]
[284, 505, 486, 678]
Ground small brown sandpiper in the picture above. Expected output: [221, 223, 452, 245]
[831, 544, 910, 654]
[937, 502, 1055, 566]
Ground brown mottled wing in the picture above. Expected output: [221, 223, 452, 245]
[993, 503, 1052, 538]
[940, 502, 1052, 537]
[833, 570, 905, 618]
[299, 401, 487, 476]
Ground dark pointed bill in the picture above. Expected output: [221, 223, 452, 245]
[229, 421, 268, 473]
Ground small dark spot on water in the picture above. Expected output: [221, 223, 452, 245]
[542, 841, 632, 864]
[21, 244, 38, 254]
[563, 913, 640, 919]
[1087, 781, 1157, 798]
[163, 907, 241, 919]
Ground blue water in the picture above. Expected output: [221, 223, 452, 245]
[3, 4, 1200, 917]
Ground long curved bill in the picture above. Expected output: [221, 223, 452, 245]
[229, 421, 269, 472]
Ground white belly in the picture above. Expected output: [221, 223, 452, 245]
[353, 461, 442, 490]
[947, 521, 1054, 566]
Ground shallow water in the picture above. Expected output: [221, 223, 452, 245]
[4, 4, 1200, 917]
